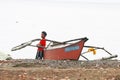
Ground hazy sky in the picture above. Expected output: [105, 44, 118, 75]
[0, 0, 120, 60]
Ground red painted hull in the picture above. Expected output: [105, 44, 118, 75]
[44, 40, 86, 60]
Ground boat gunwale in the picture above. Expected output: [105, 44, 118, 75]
[45, 41, 81, 51]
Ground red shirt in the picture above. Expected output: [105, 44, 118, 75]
[38, 38, 46, 51]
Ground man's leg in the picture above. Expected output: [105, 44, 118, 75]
[35, 51, 39, 59]
[42, 50, 44, 59]
[39, 51, 43, 59]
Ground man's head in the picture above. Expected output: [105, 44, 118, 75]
[41, 31, 47, 38]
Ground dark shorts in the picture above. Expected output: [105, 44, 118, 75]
[35, 50, 44, 59]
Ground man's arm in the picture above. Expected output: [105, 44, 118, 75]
[36, 44, 45, 48]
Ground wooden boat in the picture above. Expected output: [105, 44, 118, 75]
[11, 37, 118, 60]
[44, 38, 88, 60]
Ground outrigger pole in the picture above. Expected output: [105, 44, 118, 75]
[81, 46, 118, 61]
[11, 38, 63, 51]
[11, 37, 88, 51]
[80, 54, 89, 61]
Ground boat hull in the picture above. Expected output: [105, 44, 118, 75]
[44, 40, 86, 60]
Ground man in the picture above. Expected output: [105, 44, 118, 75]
[36, 31, 47, 60]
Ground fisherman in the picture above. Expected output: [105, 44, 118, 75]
[36, 31, 47, 60]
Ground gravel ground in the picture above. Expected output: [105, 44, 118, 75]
[0, 59, 120, 68]
[0, 59, 120, 80]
